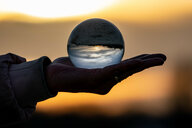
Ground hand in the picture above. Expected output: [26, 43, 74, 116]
[46, 54, 166, 95]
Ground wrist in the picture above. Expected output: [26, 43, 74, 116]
[45, 64, 59, 93]
[9, 56, 57, 107]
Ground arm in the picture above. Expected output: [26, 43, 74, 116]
[0, 53, 166, 126]
[9, 56, 57, 107]
[0, 53, 56, 126]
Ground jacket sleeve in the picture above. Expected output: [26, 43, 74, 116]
[0, 53, 57, 126]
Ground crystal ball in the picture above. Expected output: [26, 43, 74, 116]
[67, 18, 124, 69]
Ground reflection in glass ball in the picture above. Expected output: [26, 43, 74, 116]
[67, 18, 124, 69]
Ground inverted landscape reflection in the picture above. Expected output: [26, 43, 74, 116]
[68, 45, 124, 69]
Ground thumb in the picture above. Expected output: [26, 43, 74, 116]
[53, 57, 74, 66]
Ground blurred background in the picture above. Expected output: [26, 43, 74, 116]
[0, 0, 192, 127]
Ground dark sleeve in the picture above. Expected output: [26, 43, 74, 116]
[0, 53, 57, 127]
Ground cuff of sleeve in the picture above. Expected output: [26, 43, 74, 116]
[9, 56, 57, 107]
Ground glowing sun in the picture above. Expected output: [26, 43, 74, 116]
[0, 0, 117, 18]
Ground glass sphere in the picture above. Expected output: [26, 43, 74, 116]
[67, 18, 124, 69]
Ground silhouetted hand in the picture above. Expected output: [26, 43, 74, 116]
[46, 54, 166, 95]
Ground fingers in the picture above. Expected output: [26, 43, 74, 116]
[102, 53, 166, 83]
[140, 53, 167, 61]
[141, 57, 165, 69]
[128, 54, 148, 60]
[128, 53, 166, 61]
[53, 57, 74, 66]
[102, 59, 142, 78]
[117, 57, 165, 81]
[93, 59, 142, 94]
[87, 54, 166, 95]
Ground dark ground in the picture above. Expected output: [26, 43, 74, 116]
[9, 111, 192, 128]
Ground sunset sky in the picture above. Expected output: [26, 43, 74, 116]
[0, 0, 192, 116]
[0, 0, 192, 22]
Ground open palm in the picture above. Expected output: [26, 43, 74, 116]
[46, 54, 166, 95]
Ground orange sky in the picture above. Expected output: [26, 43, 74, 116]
[36, 68, 174, 116]
[0, 0, 192, 23]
